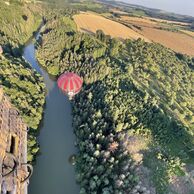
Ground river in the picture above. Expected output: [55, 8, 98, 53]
[22, 33, 79, 194]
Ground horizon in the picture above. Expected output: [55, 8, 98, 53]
[117, 0, 194, 17]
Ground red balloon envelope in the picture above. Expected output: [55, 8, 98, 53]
[57, 72, 83, 99]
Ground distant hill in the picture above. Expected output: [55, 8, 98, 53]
[99, 0, 194, 23]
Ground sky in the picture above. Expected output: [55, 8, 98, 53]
[119, 0, 194, 17]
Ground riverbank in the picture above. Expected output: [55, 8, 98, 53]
[34, 7, 194, 194]
[23, 29, 79, 194]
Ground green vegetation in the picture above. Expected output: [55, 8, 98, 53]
[36, 9, 194, 193]
[0, 55, 45, 129]
[73, 82, 141, 194]
[0, 0, 42, 55]
[0, 54, 45, 161]
[70, 1, 108, 13]
[0, 0, 46, 162]
[123, 40, 194, 131]
[1, 0, 194, 192]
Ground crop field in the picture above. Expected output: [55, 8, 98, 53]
[120, 15, 190, 27]
[144, 16, 189, 26]
[140, 27, 194, 55]
[120, 16, 190, 28]
[181, 30, 194, 37]
[73, 12, 149, 41]
[118, 15, 194, 56]
[121, 15, 158, 27]
[73, 12, 194, 55]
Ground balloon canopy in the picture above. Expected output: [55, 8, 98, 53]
[57, 72, 83, 99]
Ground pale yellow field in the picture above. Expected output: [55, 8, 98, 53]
[73, 12, 149, 41]
[144, 16, 189, 26]
[140, 27, 194, 56]
[181, 30, 194, 37]
[73, 12, 194, 56]
[120, 16, 189, 28]
[120, 16, 157, 28]
[121, 16, 157, 25]
[119, 15, 194, 56]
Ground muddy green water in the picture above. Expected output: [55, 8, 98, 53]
[23, 36, 79, 194]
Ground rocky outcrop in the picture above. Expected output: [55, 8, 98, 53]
[0, 86, 32, 194]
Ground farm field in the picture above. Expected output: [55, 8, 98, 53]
[138, 27, 194, 55]
[144, 16, 189, 26]
[120, 15, 159, 27]
[118, 15, 194, 55]
[119, 15, 187, 28]
[120, 15, 190, 29]
[73, 12, 194, 55]
[73, 12, 149, 41]
[181, 30, 194, 37]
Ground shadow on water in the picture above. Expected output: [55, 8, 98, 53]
[23, 31, 79, 194]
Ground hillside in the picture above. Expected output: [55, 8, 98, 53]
[99, 0, 194, 23]
[36, 8, 194, 194]
[0, 0, 42, 55]
[0, 0, 46, 161]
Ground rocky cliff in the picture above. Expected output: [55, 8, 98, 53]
[0, 86, 32, 194]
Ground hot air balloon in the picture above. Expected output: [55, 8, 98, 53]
[57, 72, 83, 100]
